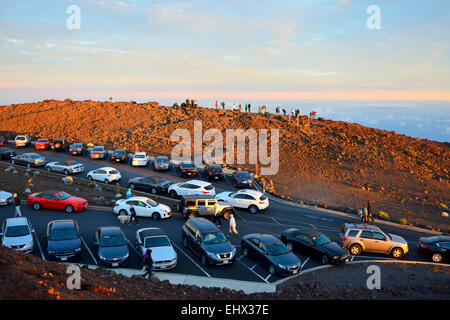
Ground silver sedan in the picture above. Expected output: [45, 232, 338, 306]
[45, 160, 85, 175]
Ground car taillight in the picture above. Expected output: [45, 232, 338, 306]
[208, 171, 212, 175]
[202, 191, 208, 194]
[343, 236, 348, 243]
[258, 201, 265, 204]
[420, 244, 428, 249]
[33, 160, 38, 163]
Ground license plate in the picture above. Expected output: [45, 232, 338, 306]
[215, 176, 219, 179]
[112, 262, 118, 267]
[61, 257, 68, 261]
[116, 159, 120, 162]
[160, 265, 166, 269]
[223, 260, 231, 264]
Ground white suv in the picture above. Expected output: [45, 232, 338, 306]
[168, 180, 216, 198]
[87, 167, 121, 184]
[215, 189, 269, 214]
[114, 196, 171, 220]
[14, 134, 31, 148]
[1, 217, 35, 253]
[131, 152, 148, 167]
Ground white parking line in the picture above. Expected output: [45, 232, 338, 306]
[236, 258, 270, 284]
[250, 263, 257, 270]
[80, 236, 98, 265]
[300, 257, 310, 270]
[172, 242, 211, 278]
[264, 274, 272, 281]
[355, 255, 395, 261]
[271, 218, 281, 225]
[310, 224, 317, 230]
[32, 230, 46, 260]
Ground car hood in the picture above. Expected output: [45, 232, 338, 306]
[99, 245, 129, 259]
[270, 252, 301, 266]
[388, 234, 407, 244]
[320, 241, 349, 256]
[143, 246, 177, 261]
[0, 190, 13, 199]
[47, 238, 81, 252]
[157, 204, 171, 212]
[3, 234, 32, 247]
[215, 192, 232, 200]
[203, 241, 234, 254]
[67, 196, 87, 204]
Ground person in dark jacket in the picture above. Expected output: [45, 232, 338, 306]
[128, 203, 139, 225]
[14, 193, 22, 217]
[141, 249, 153, 279]
[367, 200, 375, 223]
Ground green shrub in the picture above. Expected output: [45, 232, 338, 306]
[406, 150, 417, 158]
[399, 218, 408, 225]
[338, 132, 347, 139]
[439, 203, 448, 209]
[377, 211, 389, 220]
[88, 181, 95, 189]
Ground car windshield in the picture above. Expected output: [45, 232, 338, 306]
[144, 236, 170, 248]
[72, 143, 82, 148]
[50, 226, 77, 241]
[149, 177, 165, 184]
[115, 150, 125, 155]
[16, 137, 25, 140]
[100, 233, 125, 247]
[182, 163, 195, 169]
[210, 166, 221, 172]
[5, 225, 30, 237]
[109, 170, 119, 175]
[57, 192, 71, 200]
[260, 195, 267, 201]
[135, 154, 146, 159]
[203, 232, 227, 244]
[312, 234, 331, 246]
[64, 161, 76, 166]
[156, 158, 168, 163]
[92, 147, 103, 151]
[146, 199, 158, 207]
[204, 184, 214, 191]
[267, 241, 290, 256]
[30, 154, 42, 159]
[37, 139, 48, 143]
[237, 172, 251, 179]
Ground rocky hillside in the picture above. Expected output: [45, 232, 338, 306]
[1, 99, 449, 231]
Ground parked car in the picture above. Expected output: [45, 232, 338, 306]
[110, 149, 127, 163]
[233, 170, 253, 188]
[46, 219, 82, 261]
[113, 196, 171, 220]
[280, 228, 350, 265]
[1, 217, 34, 254]
[88, 146, 107, 159]
[339, 223, 409, 258]
[14, 134, 31, 148]
[131, 152, 148, 167]
[45, 160, 84, 175]
[205, 164, 224, 181]
[11, 152, 47, 167]
[179, 161, 198, 178]
[0, 190, 13, 206]
[418, 235, 450, 263]
[128, 176, 171, 194]
[178, 195, 233, 220]
[168, 180, 215, 198]
[35, 138, 51, 150]
[181, 218, 236, 266]
[0, 136, 7, 147]
[87, 167, 121, 184]
[27, 190, 88, 213]
[69, 143, 87, 156]
[136, 227, 177, 270]
[95, 226, 129, 267]
[215, 189, 269, 214]
[153, 156, 170, 171]
[241, 233, 301, 276]
[51, 138, 70, 152]
[0, 147, 16, 160]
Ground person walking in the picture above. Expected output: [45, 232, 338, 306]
[361, 207, 368, 224]
[275, 106, 280, 114]
[140, 249, 153, 279]
[248, 103, 251, 113]
[215, 100, 219, 109]
[228, 214, 238, 239]
[128, 203, 139, 225]
[126, 188, 133, 199]
[13, 193, 22, 217]
[367, 200, 375, 223]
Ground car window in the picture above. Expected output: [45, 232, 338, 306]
[259, 242, 268, 252]
[243, 194, 256, 200]
[372, 232, 387, 241]
[49, 225, 78, 241]
[100, 232, 126, 247]
[233, 194, 246, 199]
[180, 184, 190, 188]
[347, 230, 359, 237]
[267, 241, 290, 256]
[190, 184, 201, 189]
[360, 231, 373, 239]
[197, 200, 206, 206]
[5, 225, 30, 237]
[144, 236, 170, 248]
[42, 194, 58, 200]
[202, 232, 227, 244]
[439, 242, 450, 249]
[207, 200, 216, 206]
[186, 200, 196, 207]
[137, 201, 147, 207]
[249, 238, 260, 247]
[204, 184, 214, 191]
[146, 199, 158, 207]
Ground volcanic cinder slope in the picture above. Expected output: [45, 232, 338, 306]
[0, 99, 449, 231]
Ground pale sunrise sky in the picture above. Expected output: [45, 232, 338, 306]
[0, 0, 449, 103]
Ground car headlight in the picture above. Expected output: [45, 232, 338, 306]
[48, 250, 56, 255]
[124, 252, 129, 259]
[25, 240, 34, 248]
[333, 256, 338, 260]
[99, 254, 107, 261]
[232, 247, 237, 256]
[278, 264, 287, 269]
[207, 252, 217, 259]
[75, 248, 81, 252]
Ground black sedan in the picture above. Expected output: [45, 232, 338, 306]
[280, 228, 350, 265]
[0, 147, 16, 160]
[11, 153, 47, 167]
[179, 161, 198, 178]
[205, 164, 224, 181]
[110, 149, 127, 163]
[51, 138, 70, 152]
[46, 220, 82, 261]
[418, 235, 450, 263]
[128, 176, 171, 194]
[94, 226, 129, 267]
[241, 233, 301, 276]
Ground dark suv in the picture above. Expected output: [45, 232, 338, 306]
[205, 164, 224, 181]
[181, 218, 236, 266]
[179, 161, 198, 178]
[51, 138, 70, 152]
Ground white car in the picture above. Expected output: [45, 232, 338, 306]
[14, 134, 31, 148]
[1, 217, 35, 253]
[46, 160, 84, 175]
[136, 227, 177, 270]
[168, 180, 216, 198]
[131, 152, 148, 167]
[0, 190, 13, 206]
[215, 189, 269, 214]
[114, 196, 171, 220]
[87, 167, 121, 184]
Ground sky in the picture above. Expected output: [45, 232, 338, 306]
[0, 0, 449, 103]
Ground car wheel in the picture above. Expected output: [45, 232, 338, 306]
[88, 175, 93, 181]
[170, 190, 177, 198]
[269, 264, 276, 275]
[151, 187, 157, 194]
[33, 202, 41, 210]
[432, 253, 443, 263]
[129, 183, 135, 190]
[242, 246, 249, 257]
[249, 205, 258, 214]
[119, 209, 127, 216]
[27, 163, 31, 168]
[286, 242, 294, 251]
[391, 247, 404, 259]
[46, 166, 52, 172]
[11, 159, 15, 164]
[322, 255, 329, 265]
[65, 205, 74, 213]
[182, 236, 188, 248]
[64, 169, 69, 175]
[152, 212, 160, 220]
[201, 254, 207, 266]
[349, 244, 362, 255]
[104, 179, 109, 184]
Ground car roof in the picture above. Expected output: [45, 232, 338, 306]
[246, 233, 279, 244]
[236, 170, 250, 175]
[344, 223, 382, 232]
[5, 217, 29, 226]
[182, 195, 216, 200]
[126, 196, 153, 202]
[188, 218, 219, 232]
[98, 226, 122, 234]
[236, 189, 262, 197]
[135, 152, 146, 155]
[156, 156, 168, 159]
[48, 219, 76, 229]
[138, 228, 166, 243]
[185, 179, 211, 186]
[39, 190, 63, 195]
[97, 167, 117, 171]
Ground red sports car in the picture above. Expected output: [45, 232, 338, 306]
[27, 191, 88, 213]
[35, 138, 51, 150]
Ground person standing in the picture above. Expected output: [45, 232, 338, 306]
[228, 214, 238, 239]
[367, 200, 375, 223]
[141, 249, 153, 279]
[361, 207, 368, 224]
[14, 193, 22, 217]
[128, 203, 139, 225]
[215, 100, 219, 109]
[126, 188, 132, 199]
[248, 103, 251, 113]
